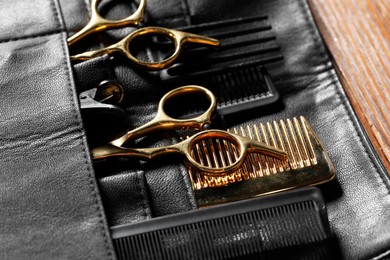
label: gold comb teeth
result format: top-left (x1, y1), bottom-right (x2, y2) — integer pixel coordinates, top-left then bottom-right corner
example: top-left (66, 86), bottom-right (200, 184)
top-left (188, 116), bottom-right (336, 207)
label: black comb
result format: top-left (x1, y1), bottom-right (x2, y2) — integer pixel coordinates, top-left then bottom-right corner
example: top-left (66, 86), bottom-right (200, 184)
top-left (156, 15), bottom-right (282, 72)
top-left (155, 16), bottom-right (282, 115)
top-left (161, 61), bottom-right (279, 115)
top-left (111, 188), bottom-right (339, 260)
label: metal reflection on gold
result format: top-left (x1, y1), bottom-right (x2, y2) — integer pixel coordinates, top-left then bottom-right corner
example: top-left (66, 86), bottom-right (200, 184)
top-left (187, 116), bottom-right (336, 207)
top-left (91, 85), bottom-right (287, 176)
top-left (70, 27), bottom-right (220, 70)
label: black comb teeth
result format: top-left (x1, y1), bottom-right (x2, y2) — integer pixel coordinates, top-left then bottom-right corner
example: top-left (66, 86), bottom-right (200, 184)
top-left (178, 15), bottom-right (270, 32)
top-left (156, 15), bottom-right (282, 79)
top-left (111, 188), bottom-right (338, 260)
top-left (156, 15), bottom-right (283, 115)
top-left (160, 61), bottom-right (280, 115)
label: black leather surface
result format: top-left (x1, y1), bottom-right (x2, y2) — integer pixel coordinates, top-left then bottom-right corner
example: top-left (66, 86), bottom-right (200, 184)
top-left (0, 0), bottom-right (61, 42)
top-left (73, 56), bottom-right (199, 221)
top-left (0, 0), bottom-right (116, 259)
top-left (99, 169), bottom-right (152, 226)
top-left (66, 0), bottom-right (390, 259)
top-left (1, 0), bottom-right (389, 259)
top-left (73, 55), bottom-right (116, 93)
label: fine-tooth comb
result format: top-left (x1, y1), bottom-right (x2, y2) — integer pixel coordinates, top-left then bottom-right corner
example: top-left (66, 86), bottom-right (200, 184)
top-left (156, 15), bottom-right (283, 76)
top-left (161, 61), bottom-right (280, 115)
top-left (187, 116), bottom-right (336, 207)
top-left (155, 15), bottom-right (283, 115)
top-left (111, 188), bottom-right (340, 260)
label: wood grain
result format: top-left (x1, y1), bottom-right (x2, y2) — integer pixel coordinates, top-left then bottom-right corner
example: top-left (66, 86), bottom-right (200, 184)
top-left (308, 0), bottom-right (390, 171)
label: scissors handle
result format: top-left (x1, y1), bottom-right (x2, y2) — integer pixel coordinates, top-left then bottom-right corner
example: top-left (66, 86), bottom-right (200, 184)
top-left (111, 85), bottom-right (217, 147)
top-left (68, 0), bottom-right (146, 46)
top-left (184, 130), bottom-right (287, 176)
top-left (120, 27), bottom-right (220, 70)
top-left (92, 130), bottom-right (287, 176)
top-left (71, 27), bottom-right (220, 70)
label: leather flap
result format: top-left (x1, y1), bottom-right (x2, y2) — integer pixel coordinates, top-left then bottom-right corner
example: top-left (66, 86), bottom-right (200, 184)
top-left (0, 0), bottom-right (116, 259)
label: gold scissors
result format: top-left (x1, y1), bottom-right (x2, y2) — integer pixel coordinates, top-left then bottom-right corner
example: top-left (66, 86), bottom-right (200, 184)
top-left (92, 85), bottom-right (287, 176)
top-left (68, 0), bottom-right (220, 70)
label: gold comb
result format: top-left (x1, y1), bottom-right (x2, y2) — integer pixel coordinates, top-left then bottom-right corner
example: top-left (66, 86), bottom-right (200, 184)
top-left (187, 116), bottom-right (336, 207)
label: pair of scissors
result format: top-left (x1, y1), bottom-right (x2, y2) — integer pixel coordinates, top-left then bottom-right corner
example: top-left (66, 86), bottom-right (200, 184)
top-left (68, 0), bottom-right (220, 70)
top-left (92, 85), bottom-right (287, 176)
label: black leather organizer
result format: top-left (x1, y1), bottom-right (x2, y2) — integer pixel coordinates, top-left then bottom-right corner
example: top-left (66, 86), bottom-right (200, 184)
top-left (1, 0), bottom-right (389, 259)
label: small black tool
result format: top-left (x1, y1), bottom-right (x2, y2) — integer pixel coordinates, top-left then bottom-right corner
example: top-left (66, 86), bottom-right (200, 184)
top-left (79, 80), bottom-right (129, 143)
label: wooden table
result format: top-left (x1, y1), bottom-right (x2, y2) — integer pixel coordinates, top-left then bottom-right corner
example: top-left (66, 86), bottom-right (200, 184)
top-left (309, 0), bottom-right (390, 171)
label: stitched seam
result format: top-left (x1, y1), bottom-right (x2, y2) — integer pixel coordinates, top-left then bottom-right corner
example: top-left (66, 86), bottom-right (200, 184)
top-left (53, 0), bottom-right (114, 258)
top-left (50, 0), bottom-right (62, 29)
top-left (178, 0), bottom-right (191, 25)
top-left (332, 76), bottom-right (390, 194)
top-left (58, 33), bottom-right (114, 259)
top-left (0, 30), bottom-right (65, 44)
